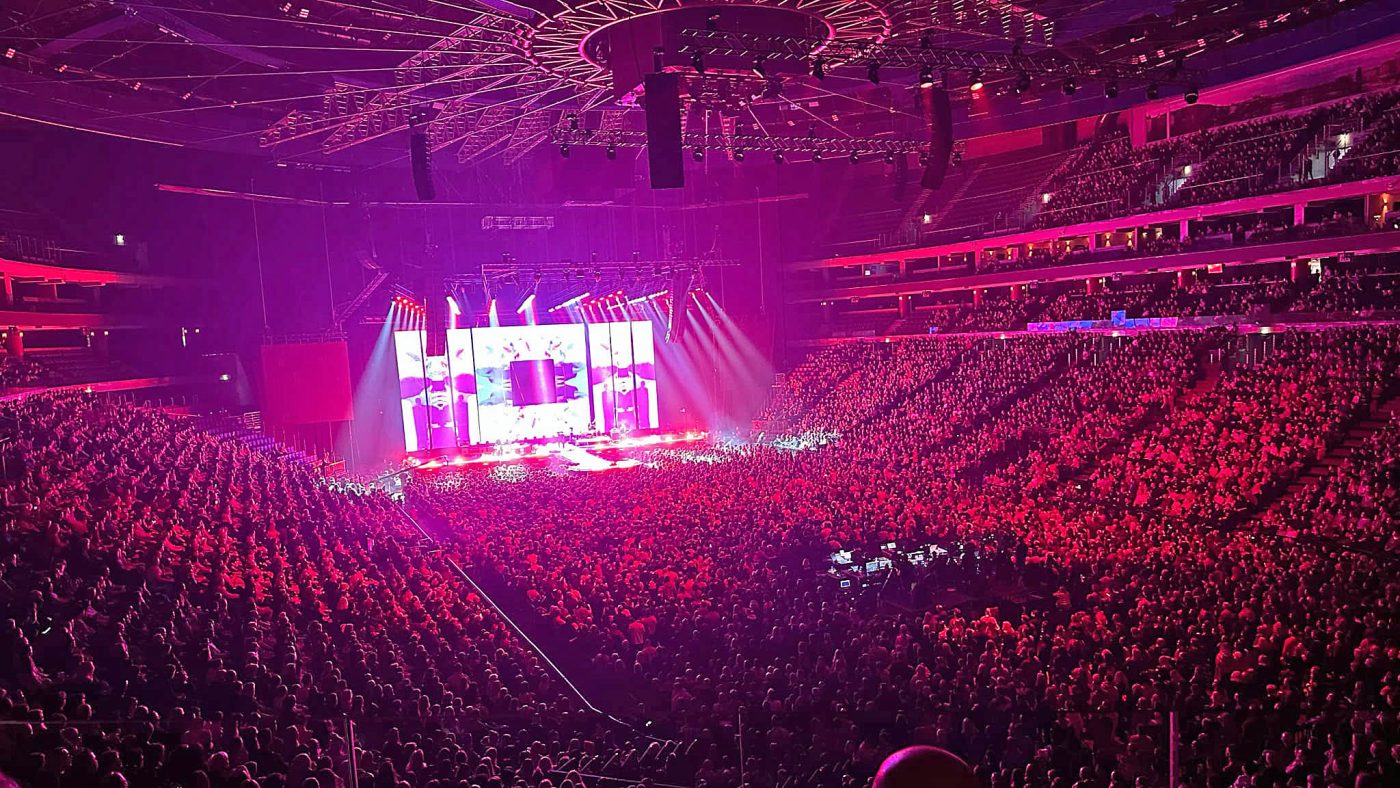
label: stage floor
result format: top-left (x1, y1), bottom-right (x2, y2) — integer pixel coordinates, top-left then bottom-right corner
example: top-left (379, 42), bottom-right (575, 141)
top-left (407, 430), bottom-right (710, 475)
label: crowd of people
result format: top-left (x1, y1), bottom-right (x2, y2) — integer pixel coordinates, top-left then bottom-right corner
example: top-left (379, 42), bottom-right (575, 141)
top-left (849, 257), bottom-right (1399, 339)
top-left (0, 355), bottom-right (44, 391)
top-left (1032, 136), bottom-right (1180, 228)
top-left (403, 326), bottom-right (1400, 787)
top-left (3, 315), bottom-right (1399, 788)
top-left (0, 395), bottom-right (672, 788)
top-left (1170, 112), bottom-right (1324, 208)
top-left (1028, 87), bottom-right (1400, 230)
top-left (1331, 104), bottom-right (1400, 183)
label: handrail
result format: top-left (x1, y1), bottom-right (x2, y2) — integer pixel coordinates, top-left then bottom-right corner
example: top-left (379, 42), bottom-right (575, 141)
top-left (388, 501), bottom-right (649, 736)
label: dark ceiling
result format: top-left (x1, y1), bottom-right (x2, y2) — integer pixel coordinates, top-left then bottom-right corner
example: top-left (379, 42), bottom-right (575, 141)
top-left (0, 0), bottom-right (1393, 168)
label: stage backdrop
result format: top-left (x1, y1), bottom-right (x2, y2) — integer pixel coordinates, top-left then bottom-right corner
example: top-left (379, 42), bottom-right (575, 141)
top-left (261, 341), bottom-right (354, 425)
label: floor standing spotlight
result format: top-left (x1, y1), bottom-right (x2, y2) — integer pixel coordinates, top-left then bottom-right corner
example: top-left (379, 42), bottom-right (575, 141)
top-left (811, 56), bottom-right (826, 80)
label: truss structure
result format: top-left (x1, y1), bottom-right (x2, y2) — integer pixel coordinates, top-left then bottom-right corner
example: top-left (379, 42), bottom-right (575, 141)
top-left (678, 28), bottom-right (1204, 85)
top-left (552, 127), bottom-right (930, 156)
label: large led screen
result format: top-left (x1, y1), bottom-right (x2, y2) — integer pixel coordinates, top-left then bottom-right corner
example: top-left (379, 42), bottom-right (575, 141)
top-left (393, 331), bottom-right (458, 452)
top-left (394, 321), bottom-right (656, 449)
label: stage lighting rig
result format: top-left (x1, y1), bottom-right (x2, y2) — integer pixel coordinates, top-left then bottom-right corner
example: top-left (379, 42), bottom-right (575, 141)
top-left (677, 29), bottom-right (1203, 91)
top-left (550, 126), bottom-right (929, 158)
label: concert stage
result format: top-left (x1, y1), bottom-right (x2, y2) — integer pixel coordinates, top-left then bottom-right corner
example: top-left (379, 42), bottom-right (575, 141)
top-left (405, 429), bottom-right (709, 475)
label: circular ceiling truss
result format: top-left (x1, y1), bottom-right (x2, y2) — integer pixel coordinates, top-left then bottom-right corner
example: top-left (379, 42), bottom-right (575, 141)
top-left (0, 0), bottom-right (1066, 165)
top-left (253, 0), bottom-right (920, 166)
top-left (524, 0), bottom-right (894, 90)
top-left (11, 0), bottom-right (1368, 167)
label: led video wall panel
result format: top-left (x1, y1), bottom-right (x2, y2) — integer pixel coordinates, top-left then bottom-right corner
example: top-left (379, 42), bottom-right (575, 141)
top-left (394, 321), bottom-right (657, 448)
top-left (394, 330), bottom-right (458, 452)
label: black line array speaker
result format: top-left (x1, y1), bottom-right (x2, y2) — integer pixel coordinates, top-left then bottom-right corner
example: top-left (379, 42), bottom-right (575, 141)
top-left (409, 113), bottom-right (436, 201)
top-left (644, 72), bottom-right (685, 190)
top-left (921, 87), bottom-right (953, 190)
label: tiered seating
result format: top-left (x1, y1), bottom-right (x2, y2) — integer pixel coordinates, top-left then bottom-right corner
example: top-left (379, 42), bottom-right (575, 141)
top-left (1032, 134), bottom-right (1188, 227)
top-left (0, 355), bottom-right (44, 390)
top-left (1331, 103), bottom-right (1400, 182)
top-left (1025, 88), bottom-right (1400, 231)
top-left (925, 149), bottom-right (1067, 241)
top-left (1172, 110), bottom-right (1325, 206)
top-left (1290, 269), bottom-right (1400, 314)
top-left (406, 326), bottom-right (1400, 787)
top-left (0, 395), bottom-right (669, 788)
top-left (22, 348), bottom-right (136, 387)
top-left (828, 311), bottom-right (896, 337)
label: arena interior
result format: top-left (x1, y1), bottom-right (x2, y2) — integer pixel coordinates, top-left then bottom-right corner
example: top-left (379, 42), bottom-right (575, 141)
top-left (3, 1), bottom-right (1400, 786)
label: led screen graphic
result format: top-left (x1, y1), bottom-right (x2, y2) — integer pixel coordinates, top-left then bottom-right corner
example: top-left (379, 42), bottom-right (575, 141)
top-left (394, 322), bottom-right (655, 448)
top-left (394, 331), bottom-right (458, 452)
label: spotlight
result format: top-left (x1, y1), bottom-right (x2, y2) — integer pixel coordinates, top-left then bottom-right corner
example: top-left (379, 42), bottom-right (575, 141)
top-left (918, 152), bottom-right (929, 166)
top-left (560, 143), bottom-right (570, 158)
top-left (606, 144), bottom-right (617, 160)
top-left (567, 112), bottom-right (579, 131)
top-left (705, 12), bottom-right (720, 30)
top-left (812, 151), bottom-right (823, 162)
top-left (773, 150), bottom-right (784, 163)
top-left (811, 56), bottom-right (826, 80)
top-left (733, 148), bottom-right (745, 162)
top-left (1105, 81), bottom-right (1118, 98)
top-left (849, 151), bottom-right (859, 164)
top-left (692, 51), bottom-right (705, 74)
top-left (692, 148), bottom-right (705, 162)
top-left (753, 55), bottom-right (766, 77)
top-left (866, 61), bottom-right (880, 84)
top-left (883, 152), bottom-right (895, 164)
top-left (1146, 82), bottom-right (1160, 100)
top-left (969, 71), bottom-right (984, 92)
top-left (1062, 78), bottom-right (1077, 95)
top-left (1014, 72), bottom-right (1031, 94)
top-left (918, 66), bottom-right (935, 89)
top-left (1184, 85), bottom-right (1199, 104)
